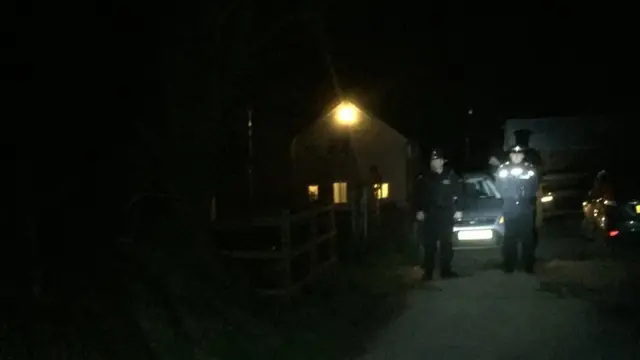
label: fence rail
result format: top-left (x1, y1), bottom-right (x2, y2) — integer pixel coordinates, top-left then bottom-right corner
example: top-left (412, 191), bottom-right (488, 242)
top-left (214, 205), bottom-right (337, 297)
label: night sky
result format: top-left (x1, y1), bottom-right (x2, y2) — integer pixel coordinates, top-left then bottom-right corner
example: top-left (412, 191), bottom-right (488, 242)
top-left (324, 8), bottom-right (639, 130)
top-left (27, 4), bottom-right (637, 145)
top-left (19, 3), bottom-right (640, 217)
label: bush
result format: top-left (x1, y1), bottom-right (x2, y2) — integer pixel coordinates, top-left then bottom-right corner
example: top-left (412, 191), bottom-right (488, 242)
top-left (12, 209), bottom-right (415, 360)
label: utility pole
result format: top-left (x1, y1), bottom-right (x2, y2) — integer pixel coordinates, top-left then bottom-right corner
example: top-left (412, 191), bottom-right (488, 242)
top-left (466, 108), bottom-right (473, 165)
top-left (248, 108), bottom-right (254, 205)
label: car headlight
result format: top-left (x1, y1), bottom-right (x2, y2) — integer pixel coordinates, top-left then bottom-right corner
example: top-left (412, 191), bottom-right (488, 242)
top-left (541, 194), bottom-right (553, 203)
top-left (499, 216), bottom-right (504, 224)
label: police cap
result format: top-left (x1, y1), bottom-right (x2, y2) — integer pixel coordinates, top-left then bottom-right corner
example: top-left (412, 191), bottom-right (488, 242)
top-left (508, 144), bottom-right (527, 153)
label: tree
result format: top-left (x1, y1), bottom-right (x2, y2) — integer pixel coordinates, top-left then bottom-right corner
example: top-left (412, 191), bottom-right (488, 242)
top-left (127, 0), bottom-right (328, 221)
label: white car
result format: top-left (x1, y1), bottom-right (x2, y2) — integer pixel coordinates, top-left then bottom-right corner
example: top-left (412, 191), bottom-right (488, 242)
top-left (453, 173), bottom-right (505, 250)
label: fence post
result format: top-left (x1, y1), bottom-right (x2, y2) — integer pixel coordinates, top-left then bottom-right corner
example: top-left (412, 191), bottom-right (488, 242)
top-left (309, 208), bottom-right (318, 274)
top-left (281, 210), bottom-right (292, 294)
top-left (328, 206), bottom-right (337, 262)
top-left (350, 190), bottom-right (357, 239)
top-left (362, 187), bottom-right (368, 240)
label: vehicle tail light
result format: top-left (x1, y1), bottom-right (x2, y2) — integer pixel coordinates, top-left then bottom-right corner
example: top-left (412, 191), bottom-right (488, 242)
top-left (609, 230), bottom-right (620, 237)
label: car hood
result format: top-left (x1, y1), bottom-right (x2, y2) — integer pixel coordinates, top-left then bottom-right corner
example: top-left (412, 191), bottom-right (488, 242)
top-left (463, 198), bottom-right (503, 218)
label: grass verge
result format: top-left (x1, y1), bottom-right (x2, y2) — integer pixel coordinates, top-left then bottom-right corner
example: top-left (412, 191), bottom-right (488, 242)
top-left (14, 228), bottom-right (415, 360)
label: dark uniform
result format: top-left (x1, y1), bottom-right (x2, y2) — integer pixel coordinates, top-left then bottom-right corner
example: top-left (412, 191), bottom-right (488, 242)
top-left (494, 146), bottom-right (539, 273)
top-left (413, 149), bottom-right (464, 280)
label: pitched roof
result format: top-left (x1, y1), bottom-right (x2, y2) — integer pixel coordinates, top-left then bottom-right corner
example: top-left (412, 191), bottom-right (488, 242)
top-left (306, 97), bottom-right (408, 142)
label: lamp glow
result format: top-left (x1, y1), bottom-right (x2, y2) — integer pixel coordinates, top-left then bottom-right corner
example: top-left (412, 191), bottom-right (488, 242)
top-left (334, 102), bottom-right (359, 125)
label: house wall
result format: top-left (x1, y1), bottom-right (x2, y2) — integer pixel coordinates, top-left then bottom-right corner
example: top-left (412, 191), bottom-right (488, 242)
top-left (292, 120), bottom-right (359, 208)
top-left (350, 116), bottom-right (407, 204)
top-left (292, 112), bottom-right (408, 207)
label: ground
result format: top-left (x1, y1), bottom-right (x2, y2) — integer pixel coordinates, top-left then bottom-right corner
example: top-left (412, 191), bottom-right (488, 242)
top-left (9, 215), bottom-right (640, 359)
top-left (8, 222), bottom-right (413, 360)
top-left (361, 215), bottom-right (640, 359)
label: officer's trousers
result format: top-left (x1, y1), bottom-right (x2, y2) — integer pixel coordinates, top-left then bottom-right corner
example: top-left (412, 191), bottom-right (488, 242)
top-left (420, 212), bottom-right (454, 276)
top-left (503, 212), bottom-right (536, 271)
top-left (532, 203), bottom-right (540, 249)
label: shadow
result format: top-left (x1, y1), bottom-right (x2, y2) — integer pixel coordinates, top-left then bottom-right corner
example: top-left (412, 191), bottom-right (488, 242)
top-left (119, 253), bottom-right (199, 360)
top-left (537, 281), bottom-right (601, 299)
top-left (24, 247), bottom-right (160, 360)
top-left (537, 274), bottom-right (640, 334)
top-left (477, 258), bottom-right (505, 271)
top-left (37, 203), bottom-right (413, 360)
top-left (536, 248), bottom-right (596, 263)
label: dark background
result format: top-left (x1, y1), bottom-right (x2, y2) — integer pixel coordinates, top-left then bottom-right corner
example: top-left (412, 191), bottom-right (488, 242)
top-left (7, 3), bottom-right (640, 358)
top-left (13, 1), bottom-right (639, 282)
top-left (22, 4), bottom-right (639, 150)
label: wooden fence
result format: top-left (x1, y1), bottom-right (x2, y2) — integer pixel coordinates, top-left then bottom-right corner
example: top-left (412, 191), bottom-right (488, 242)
top-left (214, 205), bottom-right (337, 297)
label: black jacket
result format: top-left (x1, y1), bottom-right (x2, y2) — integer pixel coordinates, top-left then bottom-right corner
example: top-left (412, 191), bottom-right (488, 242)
top-left (412, 169), bottom-right (464, 215)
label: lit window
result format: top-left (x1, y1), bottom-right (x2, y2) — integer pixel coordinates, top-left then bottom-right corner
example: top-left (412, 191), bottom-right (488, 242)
top-left (332, 182), bottom-right (348, 203)
top-left (308, 185), bottom-right (319, 201)
top-left (374, 183), bottom-right (389, 199)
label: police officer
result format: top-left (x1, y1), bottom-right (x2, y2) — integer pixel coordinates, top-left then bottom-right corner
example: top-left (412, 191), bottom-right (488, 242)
top-left (494, 145), bottom-right (539, 273)
top-left (413, 148), bottom-right (464, 281)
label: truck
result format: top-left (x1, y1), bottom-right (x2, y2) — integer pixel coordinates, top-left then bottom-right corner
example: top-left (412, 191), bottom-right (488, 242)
top-left (502, 116), bottom-right (613, 173)
top-left (502, 116), bottom-right (614, 219)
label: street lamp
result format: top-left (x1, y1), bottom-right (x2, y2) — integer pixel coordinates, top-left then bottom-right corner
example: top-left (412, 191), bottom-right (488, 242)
top-left (334, 101), bottom-right (359, 126)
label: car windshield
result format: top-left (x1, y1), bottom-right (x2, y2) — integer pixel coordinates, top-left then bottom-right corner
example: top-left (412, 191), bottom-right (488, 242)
top-left (463, 180), bottom-right (493, 198)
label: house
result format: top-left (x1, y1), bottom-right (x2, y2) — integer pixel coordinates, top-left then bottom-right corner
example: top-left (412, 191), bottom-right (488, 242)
top-left (291, 100), bottom-right (417, 210)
